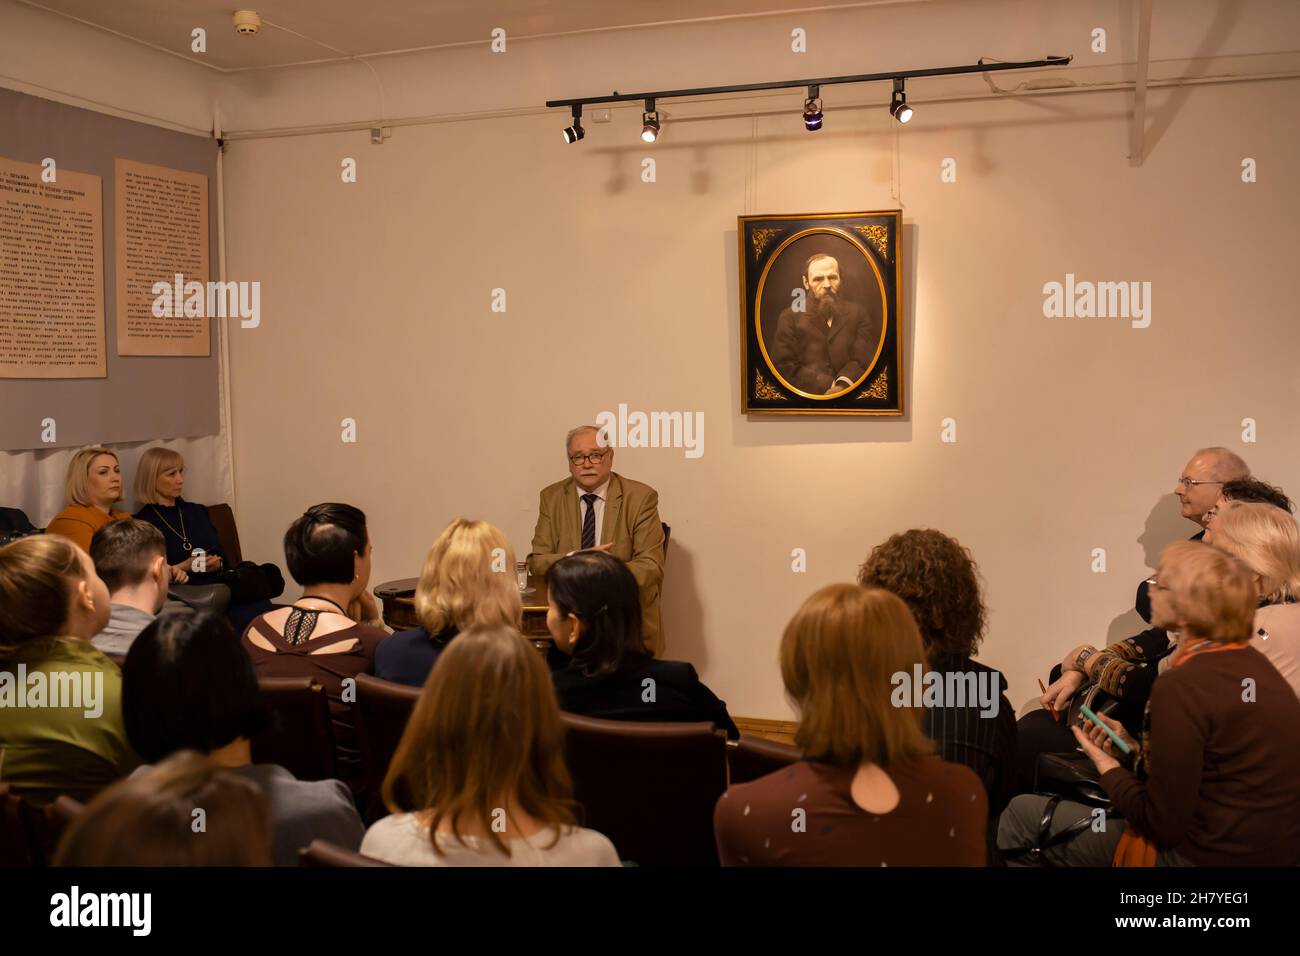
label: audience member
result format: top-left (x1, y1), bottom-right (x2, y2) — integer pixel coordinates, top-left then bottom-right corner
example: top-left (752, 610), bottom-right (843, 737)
top-left (547, 551), bottom-right (738, 738)
top-left (999, 542), bottom-right (1300, 866)
top-left (528, 425), bottom-right (666, 655)
top-left (1203, 476), bottom-right (1294, 546)
top-left (1211, 502), bottom-right (1300, 697)
top-left (361, 626), bottom-right (621, 866)
top-left (133, 446), bottom-right (283, 633)
top-left (0, 536), bottom-right (140, 804)
top-left (1024, 448), bottom-right (1254, 783)
top-left (857, 529), bottom-right (1016, 845)
top-left (241, 503), bottom-right (387, 781)
top-left (44, 448), bottom-right (135, 556)
top-left (53, 751), bottom-right (273, 866)
top-left (1134, 446), bottom-right (1250, 623)
top-left (714, 584), bottom-right (987, 866)
top-left (374, 518), bottom-right (521, 687)
top-left (87, 519), bottom-right (169, 657)
top-left (122, 607), bottom-right (364, 865)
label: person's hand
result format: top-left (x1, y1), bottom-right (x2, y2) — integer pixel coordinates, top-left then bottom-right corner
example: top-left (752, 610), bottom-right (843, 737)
top-left (169, 565), bottom-right (189, 584)
top-left (205, 554), bottom-right (223, 572)
top-left (1062, 644), bottom-right (1092, 673)
top-left (348, 589), bottom-right (380, 624)
top-left (1072, 724), bottom-right (1126, 775)
top-left (581, 543), bottom-right (614, 554)
top-left (1041, 670), bottom-right (1086, 711)
top-left (1080, 709), bottom-right (1140, 758)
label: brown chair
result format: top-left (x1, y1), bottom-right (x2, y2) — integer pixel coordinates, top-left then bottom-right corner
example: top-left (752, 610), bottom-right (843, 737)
top-left (206, 502), bottom-right (244, 566)
top-left (354, 673), bottom-right (421, 819)
top-left (0, 784), bottom-right (38, 867)
top-left (560, 712), bottom-right (727, 867)
top-left (726, 736), bottom-right (801, 785)
top-left (298, 838), bottom-right (394, 867)
top-left (251, 677), bottom-right (337, 782)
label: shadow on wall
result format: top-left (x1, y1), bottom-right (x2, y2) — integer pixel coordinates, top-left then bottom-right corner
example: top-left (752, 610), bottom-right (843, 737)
top-left (661, 537), bottom-right (706, 669)
top-left (1103, 492), bottom-right (1195, 645)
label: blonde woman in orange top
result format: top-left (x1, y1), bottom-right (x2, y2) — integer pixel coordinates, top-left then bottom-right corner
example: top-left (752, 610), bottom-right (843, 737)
top-left (45, 448), bottom-right (132, 553)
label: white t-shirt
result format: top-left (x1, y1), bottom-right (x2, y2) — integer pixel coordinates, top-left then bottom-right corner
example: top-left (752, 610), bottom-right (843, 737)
top-left (361, 813), bottom-right (621, 867)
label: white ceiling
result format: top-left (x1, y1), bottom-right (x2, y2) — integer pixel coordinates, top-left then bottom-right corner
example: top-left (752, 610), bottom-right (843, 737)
top-left (19, 0), bottom-right (907, 70)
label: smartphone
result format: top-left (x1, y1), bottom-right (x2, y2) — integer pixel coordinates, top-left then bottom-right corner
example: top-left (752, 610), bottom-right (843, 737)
top-left (1079, 704), bottom-right (1132, 754)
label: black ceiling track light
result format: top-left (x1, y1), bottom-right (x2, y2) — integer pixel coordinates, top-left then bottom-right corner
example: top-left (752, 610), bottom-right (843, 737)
top-left (546, 55), bottom-right (1071, 142)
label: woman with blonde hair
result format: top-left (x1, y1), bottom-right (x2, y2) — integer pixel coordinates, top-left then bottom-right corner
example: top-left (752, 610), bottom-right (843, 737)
top-left (45, 447), bottom-right (132, 553)
top-left (361, 625), bottom-right (620, 866)
top-left (714, 583), bottom-right (987, 866)
top-left (0, 535), bottom-right (139, 804)
top-left (375, 518), bottom-right (523, 687)
top-left (1211, 502), bottom-right (1300, 697)
top-left (133, 446), bottom-right (283, 626)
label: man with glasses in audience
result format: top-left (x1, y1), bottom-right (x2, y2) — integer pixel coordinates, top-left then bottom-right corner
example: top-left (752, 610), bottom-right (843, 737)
top-left (528, 425), bottom-right (666, 655)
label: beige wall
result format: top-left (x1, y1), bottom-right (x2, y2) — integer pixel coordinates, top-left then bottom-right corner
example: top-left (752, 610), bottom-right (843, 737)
top-left (219, 52), bottom-right (1299, 718)
top-left (5, 0), bottom-right (1297, 720)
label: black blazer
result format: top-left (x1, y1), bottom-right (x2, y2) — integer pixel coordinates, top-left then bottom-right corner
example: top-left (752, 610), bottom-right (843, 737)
top-left (553, 658), bottom-right (740, 740)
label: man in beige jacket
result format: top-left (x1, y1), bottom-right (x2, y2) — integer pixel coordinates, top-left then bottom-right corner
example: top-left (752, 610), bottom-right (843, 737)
top-left (527, 425), bottom-right (666, 656)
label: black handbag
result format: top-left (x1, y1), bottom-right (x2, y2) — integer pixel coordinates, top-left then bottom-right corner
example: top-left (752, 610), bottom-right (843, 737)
top-left (1001, 795), bottom-right (1098, 865)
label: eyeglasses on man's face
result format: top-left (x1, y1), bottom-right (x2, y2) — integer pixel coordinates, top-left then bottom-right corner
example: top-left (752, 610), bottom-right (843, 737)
top-left (1177, 476), bottom-right (1223, 490)
top-left (569, 452), bottom-right (609, 466)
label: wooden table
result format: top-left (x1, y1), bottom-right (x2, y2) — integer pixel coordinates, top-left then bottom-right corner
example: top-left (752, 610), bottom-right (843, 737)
top-left (374, 574), bottom-right (553, 654)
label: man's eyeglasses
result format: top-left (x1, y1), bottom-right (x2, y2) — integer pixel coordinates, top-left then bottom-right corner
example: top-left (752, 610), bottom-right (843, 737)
top-left (569, 452), bottom-right (609, 465)
top-left (1177, 476), bottom-right (1223, 490)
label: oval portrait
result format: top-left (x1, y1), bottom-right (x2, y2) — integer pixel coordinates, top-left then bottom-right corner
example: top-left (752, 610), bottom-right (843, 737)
top-left (755, 229), bottom-right (886, 400)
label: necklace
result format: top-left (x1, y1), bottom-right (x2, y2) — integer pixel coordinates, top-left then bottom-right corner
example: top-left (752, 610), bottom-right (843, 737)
top-left (151, 503), bottom-right (191, 551)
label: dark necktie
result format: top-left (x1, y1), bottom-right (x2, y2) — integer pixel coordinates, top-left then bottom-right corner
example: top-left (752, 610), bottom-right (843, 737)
top-left (581, 493), bottom-right (598, 549)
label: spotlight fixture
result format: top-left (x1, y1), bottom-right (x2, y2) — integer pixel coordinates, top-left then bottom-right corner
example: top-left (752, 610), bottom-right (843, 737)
top-left (802, 85), bottom-right (823, 131)
top-left (562, 104), bottom-right (585, 144)
top-left (641, 98), bottom-right (661, 143)
top-left (889, 78), bottom-right (913, 124)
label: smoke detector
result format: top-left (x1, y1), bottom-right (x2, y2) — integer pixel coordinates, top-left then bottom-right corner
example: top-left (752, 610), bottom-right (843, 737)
top-left (233, 10), bottom-right (262, 35)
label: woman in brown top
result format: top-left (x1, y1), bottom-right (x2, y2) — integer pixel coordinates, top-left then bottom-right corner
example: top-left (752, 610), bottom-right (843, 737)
top-left (242, 503), bottom-right (387, 781)
top-left (714, 584), bottom-right (987, 866)
top-left (999, 542), bottom-right (1300, 866)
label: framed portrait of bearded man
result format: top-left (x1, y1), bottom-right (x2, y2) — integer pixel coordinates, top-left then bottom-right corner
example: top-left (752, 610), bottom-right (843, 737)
top-left (739, 210), bottom-right (902, 415)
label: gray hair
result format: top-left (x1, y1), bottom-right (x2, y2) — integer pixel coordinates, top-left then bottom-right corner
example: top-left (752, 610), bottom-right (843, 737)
top-left (566, 426), bottom-right (605, 455)
top-left (1195, 447), bottom-right (1250, 482)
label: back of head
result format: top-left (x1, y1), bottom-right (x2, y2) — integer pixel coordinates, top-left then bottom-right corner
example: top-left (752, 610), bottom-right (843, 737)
top-left (89, 519), bottom-right (165, 595)
top-left (780, 583), bottom-right (933, 768)
top-left (414, 518), bottom-right (521, 636)
top-left (1222, 477), bottom-right (1294, 513)
top-left (383, 625), bottom-right (576, 855)
top-left (546, 550), bottom-right (647, 676)
top-left (283, 502), bottom-right (368, 586)
top-left (122, 608), bottom-right (270, 761)
top-left (0, 535), bottom-right (83, 661)
top-left (53, 751), bottom-right (273, 866)
top-left (1210, 503), bottom-right (1300, 605)
top-left (64, 446), bottom-right (117, 507)
top-left (857, 528), bottom-right (986, 661)
top-left (1158, 540), bottom-right (1258, 643)
top-left (133, 446), bottom-right (184, 507)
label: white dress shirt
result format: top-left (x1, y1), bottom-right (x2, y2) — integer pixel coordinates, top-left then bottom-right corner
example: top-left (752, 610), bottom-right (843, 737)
top-left (575, 479), bottom-right (609, 547)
